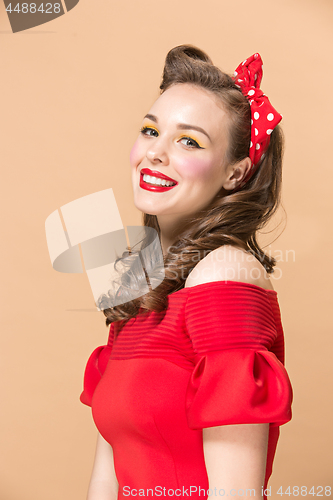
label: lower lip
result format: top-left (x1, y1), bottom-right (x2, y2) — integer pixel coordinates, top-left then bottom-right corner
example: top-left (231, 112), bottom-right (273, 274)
top-left (139, 174), bottom-right (177, 192)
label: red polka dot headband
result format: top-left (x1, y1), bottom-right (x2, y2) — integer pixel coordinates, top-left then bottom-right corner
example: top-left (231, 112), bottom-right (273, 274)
top-left (232, 53), bottom-right (282, 190)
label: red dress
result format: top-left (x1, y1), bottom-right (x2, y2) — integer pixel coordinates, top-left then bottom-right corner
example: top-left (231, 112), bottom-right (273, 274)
top-left (80, 281), bottom-right (293, 499)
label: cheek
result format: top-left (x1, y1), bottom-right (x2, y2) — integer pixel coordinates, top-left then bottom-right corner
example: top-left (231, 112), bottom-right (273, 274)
top-left (176, 156), bottom-right (215, 181)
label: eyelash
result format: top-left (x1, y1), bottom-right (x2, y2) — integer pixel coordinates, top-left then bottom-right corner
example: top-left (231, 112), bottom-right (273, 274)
top-left (140, 126), bottom-right (203, 149)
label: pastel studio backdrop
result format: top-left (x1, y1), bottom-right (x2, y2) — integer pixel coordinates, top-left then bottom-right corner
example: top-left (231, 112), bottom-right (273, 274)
top-left (1, 0), bottom-right (332, 498)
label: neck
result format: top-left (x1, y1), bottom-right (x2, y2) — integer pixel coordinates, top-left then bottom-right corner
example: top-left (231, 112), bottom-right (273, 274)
top-left (157, 214), bottom-right (188, 256)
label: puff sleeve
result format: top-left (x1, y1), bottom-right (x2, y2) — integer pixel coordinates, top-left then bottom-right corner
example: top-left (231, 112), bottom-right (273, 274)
top-left (80, 323), bottom-right (115, 407)
top-left (184, 281), bottom-right (293, 429)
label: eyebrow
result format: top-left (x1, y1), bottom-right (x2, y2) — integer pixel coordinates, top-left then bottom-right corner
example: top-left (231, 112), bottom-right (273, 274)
top-left (143, 114), bottom-right (212, 142)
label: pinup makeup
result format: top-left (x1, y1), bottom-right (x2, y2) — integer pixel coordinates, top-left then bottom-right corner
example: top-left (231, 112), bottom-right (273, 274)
top-left (130, 84), bottom-right (231, 217)
top-left (140, 168), bottom-right (178, 192)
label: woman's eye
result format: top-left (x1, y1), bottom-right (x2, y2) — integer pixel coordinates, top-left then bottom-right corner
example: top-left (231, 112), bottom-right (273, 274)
top-left (140, 126), bottom-right (159, 137)
top-left (179, 137), bottom-right (203, 149)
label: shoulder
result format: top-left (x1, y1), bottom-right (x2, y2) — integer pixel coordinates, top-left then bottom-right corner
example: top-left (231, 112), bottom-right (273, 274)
top-left (184, 245), bottom-right (275, 291)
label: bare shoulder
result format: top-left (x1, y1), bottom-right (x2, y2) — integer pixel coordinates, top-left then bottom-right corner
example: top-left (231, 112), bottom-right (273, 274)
top-left (184, 245), bottom-right (275, 291)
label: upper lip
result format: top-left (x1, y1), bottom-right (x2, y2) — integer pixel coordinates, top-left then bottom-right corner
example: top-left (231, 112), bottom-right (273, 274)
top-left (140, 168), bottom-right (178, 184)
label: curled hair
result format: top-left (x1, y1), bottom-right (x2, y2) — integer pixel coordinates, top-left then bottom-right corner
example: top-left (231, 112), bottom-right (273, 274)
top-left (99, 44), bottom-right (285, 331)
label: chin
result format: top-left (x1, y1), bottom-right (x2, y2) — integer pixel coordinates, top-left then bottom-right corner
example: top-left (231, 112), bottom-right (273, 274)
top-left (133, 196), bottom-right (159, 216)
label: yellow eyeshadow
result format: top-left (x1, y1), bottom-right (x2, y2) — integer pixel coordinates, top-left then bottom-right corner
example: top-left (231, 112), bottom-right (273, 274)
top-left (141, 123), bottom-right (159, 134)
top-left (178, 134), bottom-right (205, 148)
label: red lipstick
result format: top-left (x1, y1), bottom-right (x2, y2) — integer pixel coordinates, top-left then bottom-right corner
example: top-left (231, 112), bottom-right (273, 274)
top-left (140, 168), bottom-right (178, 192)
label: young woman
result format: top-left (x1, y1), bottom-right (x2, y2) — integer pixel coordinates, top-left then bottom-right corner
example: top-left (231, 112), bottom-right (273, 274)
top-left (80, 45), bottom-right (293, 500)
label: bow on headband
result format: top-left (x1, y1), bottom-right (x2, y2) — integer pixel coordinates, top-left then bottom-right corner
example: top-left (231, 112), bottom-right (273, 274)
top-left (233, 53), bottom-right (282, 190)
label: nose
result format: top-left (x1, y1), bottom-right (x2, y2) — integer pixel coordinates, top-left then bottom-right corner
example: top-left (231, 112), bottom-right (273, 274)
top-left (146, 137), bottom-right (169, 165)
top-left (146, 150), bottom-right (162, 163)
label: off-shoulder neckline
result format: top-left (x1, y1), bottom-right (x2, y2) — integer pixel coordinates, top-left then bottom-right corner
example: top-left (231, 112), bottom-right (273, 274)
top-left (122, 280), bottom-right (278, 326)
top-left (169, 280), bottom-right (277, 297)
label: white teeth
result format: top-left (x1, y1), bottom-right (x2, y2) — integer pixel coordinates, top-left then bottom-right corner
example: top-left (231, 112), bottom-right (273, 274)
top-left (142, 174), bottom-right (176, 187)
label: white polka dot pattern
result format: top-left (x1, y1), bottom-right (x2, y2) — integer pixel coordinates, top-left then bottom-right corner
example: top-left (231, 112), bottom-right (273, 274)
top-left (232, 53), bottom-right (283, 191)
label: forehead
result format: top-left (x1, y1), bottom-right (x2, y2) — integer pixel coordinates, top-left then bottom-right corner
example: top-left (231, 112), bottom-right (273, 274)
top-left (147, 83), bottom-right (229, 138)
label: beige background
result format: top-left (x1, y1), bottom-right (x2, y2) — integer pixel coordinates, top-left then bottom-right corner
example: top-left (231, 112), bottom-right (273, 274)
top-left (1, 0), bottom-right (332, 498)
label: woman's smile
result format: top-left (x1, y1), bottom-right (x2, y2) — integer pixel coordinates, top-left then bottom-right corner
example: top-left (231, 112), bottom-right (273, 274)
top-left (140, 168), bottom-right (178, 191)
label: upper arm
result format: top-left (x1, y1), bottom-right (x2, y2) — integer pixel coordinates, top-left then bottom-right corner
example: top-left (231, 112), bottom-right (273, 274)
top-left (186, 245), bottom-right (273, 496)
top-left (185, 245), bottom-right (274, 290)
top-left (203, 423), bottom-right (269, 498)
top-left (87, 432), bottom-right (119, 500)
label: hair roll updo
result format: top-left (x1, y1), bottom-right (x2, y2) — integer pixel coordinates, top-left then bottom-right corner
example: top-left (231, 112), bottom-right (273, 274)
top-left (98, 44), bottom-right (285, 331)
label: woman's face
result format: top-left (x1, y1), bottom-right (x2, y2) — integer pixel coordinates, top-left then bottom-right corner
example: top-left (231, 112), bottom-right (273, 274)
top-left (130, 83), bottom-right (233, 219)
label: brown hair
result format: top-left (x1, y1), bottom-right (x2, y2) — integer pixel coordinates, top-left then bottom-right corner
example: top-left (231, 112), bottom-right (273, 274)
top-left (98, 44), bottom-right (285, 331)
